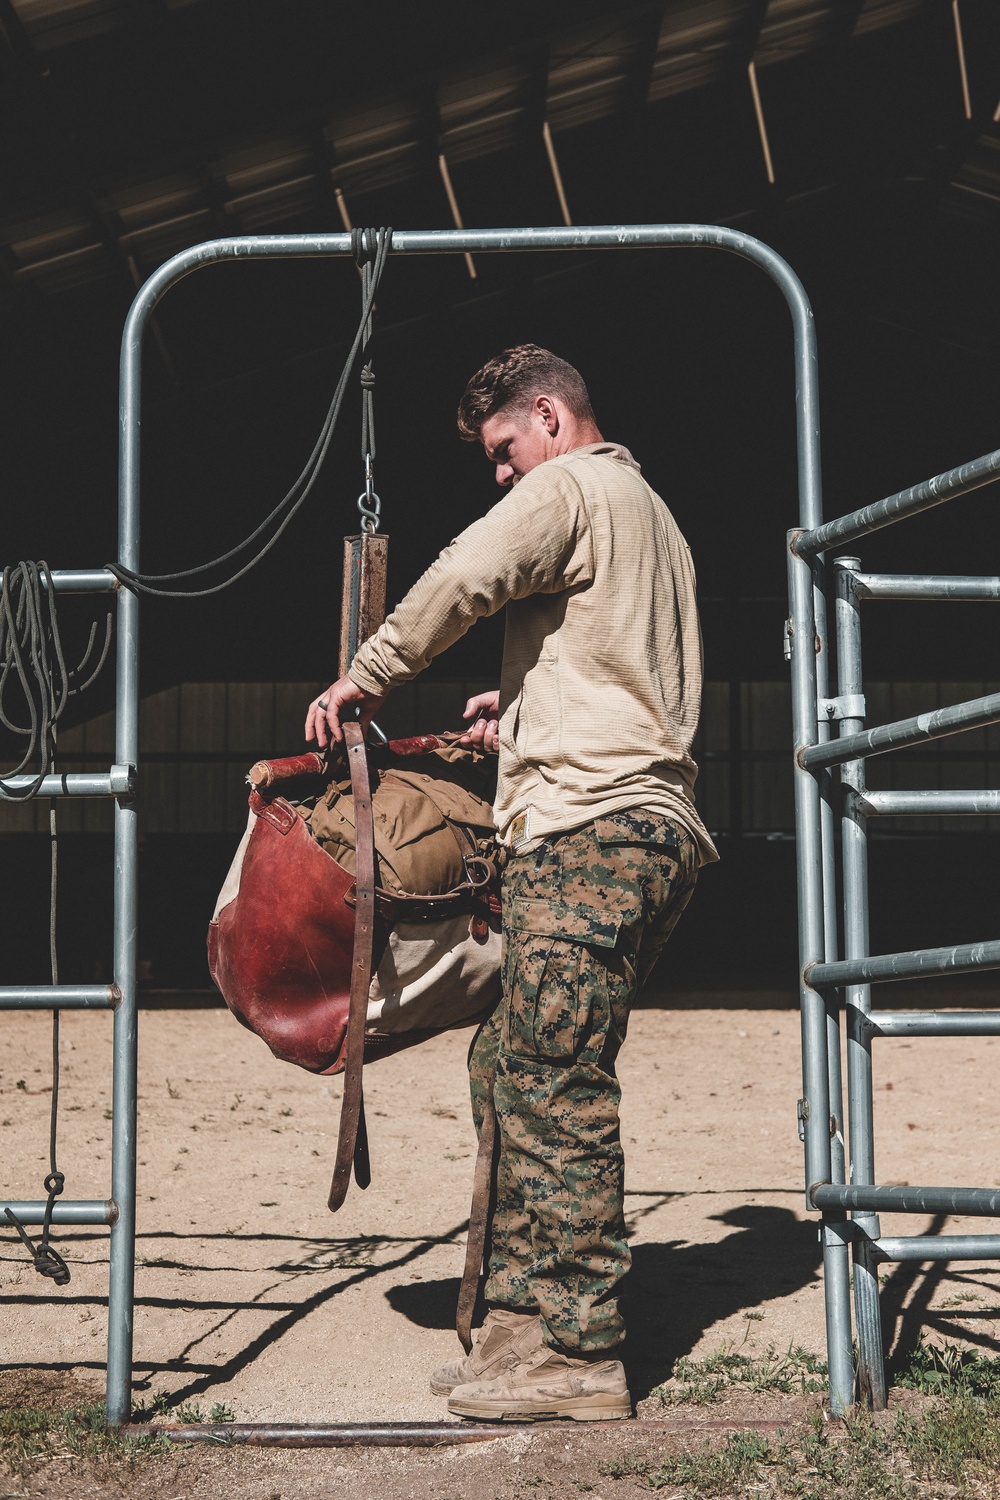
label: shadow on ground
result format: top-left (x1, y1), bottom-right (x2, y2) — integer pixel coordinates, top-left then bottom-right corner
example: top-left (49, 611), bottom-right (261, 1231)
top-left (385, 1203), bottom-right (823, 1402)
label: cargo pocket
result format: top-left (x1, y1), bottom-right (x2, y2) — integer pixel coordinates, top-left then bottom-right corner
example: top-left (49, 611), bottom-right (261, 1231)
top-left (593, 813), bottom-right (696, 928)
top-left (502, 896), bottom-right (627, 1063)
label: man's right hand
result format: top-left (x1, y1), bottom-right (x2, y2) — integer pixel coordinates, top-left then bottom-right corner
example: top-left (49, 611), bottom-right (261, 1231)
top-left (459, 691), bottom-right (501, 754)
top-left (305, 676), bottom-right (386, 749)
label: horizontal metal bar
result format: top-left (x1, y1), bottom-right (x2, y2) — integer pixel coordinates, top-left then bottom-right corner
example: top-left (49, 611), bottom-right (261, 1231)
top-left (853, 789), bottom-right (1000, 816)
top-left (0, 767), bottom-right (135, 798)
top-left (1, 1200), bottom-right (115, 1225)
top-left (124, 1422), bottom-right (545, 1446)
top-left (874, 1234), bottom-right (1000, 1262)
top-left (801, 689), bottom-right (1000, 770)
top-left (812, 1184), bottom-right (1000, 1216)
top-left (0, 984), bottom-right (119, 1009)
top-left (852, 572), bottom-right (1000, 601)
top-left (141, 225), bottom-right (798, 263)
top-left (44, 569), bottom-right (120, 593)
top-left (865, 1011), bottom-right (1000, 1038)
top-left (796, 446), bottom-right (1000, 556)
top-left (808, 940), bottom-right (1000, 990)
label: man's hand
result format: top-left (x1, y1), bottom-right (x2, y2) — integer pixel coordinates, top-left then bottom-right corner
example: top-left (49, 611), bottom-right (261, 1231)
top-left (305, 676), bottom-right (386, 749)
top-left (459, 690), bottom-right (501, 754)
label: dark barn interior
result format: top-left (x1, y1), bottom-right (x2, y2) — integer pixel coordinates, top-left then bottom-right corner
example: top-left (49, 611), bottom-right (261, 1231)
top-left (1, 0), bottom-right (998, 996)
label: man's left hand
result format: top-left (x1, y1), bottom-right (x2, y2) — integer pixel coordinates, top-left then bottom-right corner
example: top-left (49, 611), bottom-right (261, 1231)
top-left (305, 676), bottom-right (386, 748)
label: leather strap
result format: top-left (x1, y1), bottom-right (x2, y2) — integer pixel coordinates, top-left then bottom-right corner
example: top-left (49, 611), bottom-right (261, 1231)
top-left (346, 877), bottom-right (495, 926)
top-left (328, 721), bottom-right (375, 1212)
top-left (456, 1074), bottom-right (497, 1353)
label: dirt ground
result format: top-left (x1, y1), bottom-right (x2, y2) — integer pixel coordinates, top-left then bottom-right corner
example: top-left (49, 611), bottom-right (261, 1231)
top-left (3, 991), bottom-right (1000, 1496)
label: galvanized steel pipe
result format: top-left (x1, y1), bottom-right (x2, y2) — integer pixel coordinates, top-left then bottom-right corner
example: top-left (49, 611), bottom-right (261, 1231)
top-left (851, 788), bottom-right (1000, 817)
top-left (874, 1234), bottom-right (1000, 1261)
top-left (801, 689), bottom-right (1000, 772)
top-left (864, 1011), bottom-right (1000, 1038)
top-left (109, 222), bottom-right (826, 1426)
top-left (0, 770), bottom-right (135, 799)
top-left (0, 984), bottom-right (118, 1008)
top-left (44, 569), bottom-right (120, 593)
top-left (852, 572), bottom-right (1000, 601)
top-left (795, 446), bottom-right (1000, 557)
top-left (813, 1184), bottom-right (1000, 1215)
top-left (809, 939), bottom-right (1000, 990)
top-left (1, 1200), bottom-right (115, 1224)
top-left (834, 558), bottom-right (884, 1409)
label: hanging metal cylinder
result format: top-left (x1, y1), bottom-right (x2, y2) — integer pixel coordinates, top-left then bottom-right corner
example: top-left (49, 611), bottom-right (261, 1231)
top-left (339, 532), bottom-right (388, 676)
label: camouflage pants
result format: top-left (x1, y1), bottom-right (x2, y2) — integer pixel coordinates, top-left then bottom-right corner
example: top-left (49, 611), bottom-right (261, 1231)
top-left (468, 810), bottom-right (698, 1353)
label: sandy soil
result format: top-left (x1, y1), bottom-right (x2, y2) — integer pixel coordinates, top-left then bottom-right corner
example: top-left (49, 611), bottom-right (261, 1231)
top-left (2, 998), bottom-right (1000, 1495)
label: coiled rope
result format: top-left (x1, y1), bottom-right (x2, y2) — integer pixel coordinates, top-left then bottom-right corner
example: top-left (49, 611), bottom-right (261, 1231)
top-left (1, 561), bottom-right (114, 1286)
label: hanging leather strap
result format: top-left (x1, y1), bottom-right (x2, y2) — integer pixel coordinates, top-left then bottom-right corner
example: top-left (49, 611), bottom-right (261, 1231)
top-left (455, 1074), bottom-right (497, 1352)
top-left (328, 720), bottom-right (375, 1211)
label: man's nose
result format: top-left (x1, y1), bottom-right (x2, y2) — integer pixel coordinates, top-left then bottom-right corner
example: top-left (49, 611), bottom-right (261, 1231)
top-left (495, 463), bottom-right (514, 487)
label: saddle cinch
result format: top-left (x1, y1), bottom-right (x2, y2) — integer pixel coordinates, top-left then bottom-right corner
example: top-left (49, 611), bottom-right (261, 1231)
top-left (207, 726), bottom-right (502, 1212)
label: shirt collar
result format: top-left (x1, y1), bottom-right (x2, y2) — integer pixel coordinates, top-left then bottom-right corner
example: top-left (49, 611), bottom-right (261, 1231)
top-left (570, 441), bottom-right (641, 472)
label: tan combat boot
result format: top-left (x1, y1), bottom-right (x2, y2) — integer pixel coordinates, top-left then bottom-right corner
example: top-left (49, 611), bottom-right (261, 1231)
top-left (447, 1343), bottom-right (631, 1422)
top-left (430, 1309), bottom-right (542, 1396)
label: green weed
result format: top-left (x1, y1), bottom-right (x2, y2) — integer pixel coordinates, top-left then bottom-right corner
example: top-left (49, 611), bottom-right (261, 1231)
top-left (605, 1344), bottom-right (1000, 1499)
top-left (0, 1400), bottom-right (165, 1476)
top-left (896, 1336), bottom-right (1000, 1399)
top-left (654, 1343), bottom-right (828, 1405)
top-left (602, 1429), bottom-right (788, 1495)
top-left (130, 1392), bottom-right (235, 1425)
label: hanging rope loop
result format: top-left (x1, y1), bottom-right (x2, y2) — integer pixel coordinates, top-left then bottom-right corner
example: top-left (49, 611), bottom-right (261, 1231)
top-left (105, 226), bottom-right (393, 597)
top-left (3, 1208), bottom-right (71, 1286)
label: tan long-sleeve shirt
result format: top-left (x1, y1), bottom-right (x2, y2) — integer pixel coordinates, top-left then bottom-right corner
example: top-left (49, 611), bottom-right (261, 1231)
top-left (349, 443), bottom-right (718, 866)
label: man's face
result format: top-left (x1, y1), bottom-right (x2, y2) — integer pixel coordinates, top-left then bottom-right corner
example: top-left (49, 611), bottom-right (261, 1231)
top-left (480, 403), bottom-right (552, 488)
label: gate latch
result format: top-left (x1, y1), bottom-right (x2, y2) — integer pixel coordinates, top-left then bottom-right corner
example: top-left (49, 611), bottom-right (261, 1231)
top-left (817, 694), bottom-right (865, 723)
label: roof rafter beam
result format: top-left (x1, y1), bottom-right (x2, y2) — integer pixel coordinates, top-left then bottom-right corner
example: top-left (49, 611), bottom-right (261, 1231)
top-left (625, 3), bottom-right (666, 113)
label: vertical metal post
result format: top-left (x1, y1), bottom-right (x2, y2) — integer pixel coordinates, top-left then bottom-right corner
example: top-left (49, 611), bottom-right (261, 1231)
top-left (835, 557), bottom-right (885, 1408)
top-left (783, 247), bottom-right (854, 1412)
top-left (787, 535), bottom-right (853, 1415)
top-left (106, 303), bottom-right (143, 1427)
top-left (814, 564), bottom-right (854, 1409)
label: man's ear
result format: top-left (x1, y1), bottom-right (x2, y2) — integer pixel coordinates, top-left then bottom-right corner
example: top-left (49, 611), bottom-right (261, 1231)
top-left (534, 394), bottom-right (559, 433)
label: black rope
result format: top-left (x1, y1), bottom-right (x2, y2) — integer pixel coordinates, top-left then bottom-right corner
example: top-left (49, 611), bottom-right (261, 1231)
top-left (0, 563), bottom-right (113, 801)
top-left (0, 565), bottom-right (113, 1286)
top-left (2, 750), bottom-right (71, 1287)
top-left (105, 227), bottom-right (393, 598)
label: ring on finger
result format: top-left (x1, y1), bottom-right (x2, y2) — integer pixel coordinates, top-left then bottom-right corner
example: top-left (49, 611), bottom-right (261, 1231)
top-left (318, 698), bottom-right (329, 710)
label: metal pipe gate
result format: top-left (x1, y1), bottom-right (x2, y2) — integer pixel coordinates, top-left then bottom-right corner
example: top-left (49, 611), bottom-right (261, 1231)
top-left (789, 454), bottom-right (1000, 1412)
top-left (0, 219), bottom-right (908, 1427)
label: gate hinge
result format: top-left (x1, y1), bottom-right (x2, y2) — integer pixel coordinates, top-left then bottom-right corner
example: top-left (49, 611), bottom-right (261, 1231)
top-left (817, 694), bottom-right (865, 723)
top-left (783, 619), bottom-right (793, 663)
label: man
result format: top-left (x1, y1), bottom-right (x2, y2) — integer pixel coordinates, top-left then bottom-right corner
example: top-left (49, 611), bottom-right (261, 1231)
top-left (306, 344), bottom-right (717, 1422)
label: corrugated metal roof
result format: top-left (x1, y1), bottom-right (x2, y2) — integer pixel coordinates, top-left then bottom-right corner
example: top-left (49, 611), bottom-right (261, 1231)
top-left (0, 0), bottom-right (992, 295)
